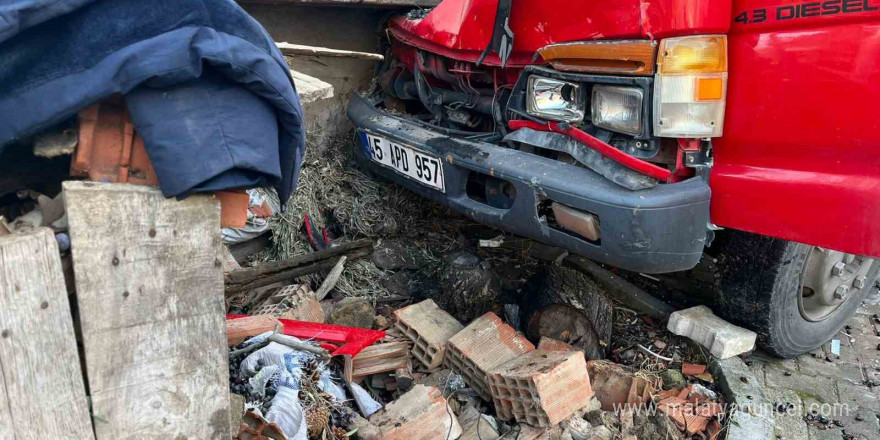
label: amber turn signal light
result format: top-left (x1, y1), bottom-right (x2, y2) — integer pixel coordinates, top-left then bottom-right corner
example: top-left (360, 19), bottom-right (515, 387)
top-left (537, 40), bottom-right (657, 76)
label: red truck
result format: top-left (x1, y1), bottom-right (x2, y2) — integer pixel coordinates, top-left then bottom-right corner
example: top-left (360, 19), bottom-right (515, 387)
top-left (347, 0), bottom-right (880, 357)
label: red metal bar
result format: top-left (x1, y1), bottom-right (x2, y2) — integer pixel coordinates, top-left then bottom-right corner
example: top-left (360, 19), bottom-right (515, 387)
top-left (508, 120), bottom-right (673, 181)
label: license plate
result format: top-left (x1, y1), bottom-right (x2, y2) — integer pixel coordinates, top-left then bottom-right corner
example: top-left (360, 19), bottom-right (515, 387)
top-left (363, 133), bottom-right (445, 192)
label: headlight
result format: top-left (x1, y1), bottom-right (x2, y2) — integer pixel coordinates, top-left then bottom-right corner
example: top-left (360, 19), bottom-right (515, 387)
top-left (527, 76), bottom-right (585, 122)
top-left (653, 35), bottom-right (727, 138)
top-left (591, 85), bottom-right (643, 136)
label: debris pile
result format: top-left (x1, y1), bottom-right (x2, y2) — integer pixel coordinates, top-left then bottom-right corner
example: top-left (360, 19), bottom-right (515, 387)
top-left (227, 293), bottom-right (732, 440)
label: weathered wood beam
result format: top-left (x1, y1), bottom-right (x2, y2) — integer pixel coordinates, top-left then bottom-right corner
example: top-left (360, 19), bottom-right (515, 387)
top-left (277, 42), bottom-right (384, 61)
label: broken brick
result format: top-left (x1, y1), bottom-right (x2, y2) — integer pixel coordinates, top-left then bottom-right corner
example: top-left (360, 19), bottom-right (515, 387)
top-left (537, 336), bottom-right (576, 352)
top-left (658, 396), bottom-right (710, 435)
top-left (370, 384), bottom-right (462, 440)
top-left (235, 411), bottom-right (285, 440)
top-left (587, 360), bottom-right (657, 411)
top-left (226, 315), bottom-right (279, 346)
top-left (445, 312), bottom-right (535, 400)
top-left (394, 300), bottom-right (463, 369)
top-left (681, 362), bottom-right (707, 376)
top-left (488, 350), bottom-right (593, 427)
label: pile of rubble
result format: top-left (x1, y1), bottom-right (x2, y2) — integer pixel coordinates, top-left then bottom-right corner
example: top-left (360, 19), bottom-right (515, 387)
top-left (226, 292), bottom-right (751, 440)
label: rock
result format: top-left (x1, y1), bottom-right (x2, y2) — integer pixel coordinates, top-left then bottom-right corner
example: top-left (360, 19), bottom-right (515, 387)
top-left (420, 250), bottom-right (501, 322)
top-left (579, 397), bottom-right (602, 415)
top-left (561, 416), bottom-right (592, 440)
top-left (371, 240), bottom-right (420, 270)
top-left (383, 270), bottom-right (413, 297)
top-left (374, 315), bottom-right (388, 328)
top-left (348, 414), bottom-right (382, 440)
top-left (659, 369), bottom-right (687, 390)
top-left (667, 305), bottom-right (757, 359)
top-left (589, 426), bottom-right (614, 440)
top-left (328, 297), bottom-right (376, 329)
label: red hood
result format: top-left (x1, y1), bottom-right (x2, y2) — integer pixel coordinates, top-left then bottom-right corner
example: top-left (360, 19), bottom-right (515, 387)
top-left (389, 0), bottom-right (732, 66)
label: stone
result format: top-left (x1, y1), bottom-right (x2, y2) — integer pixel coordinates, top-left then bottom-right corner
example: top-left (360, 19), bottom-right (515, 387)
top-left (726, 410), bottom-right (775, 440)
top-left (836, 380), bottom-right (880, 412)
top-left (370, 385), bottom-right (462, 440)
top-left (660, 369), bottom-right (687, 390)
top-left (348, 415), bottom-right (382, 440)
top-left (383, 270), bottom-right (413, 297)
top-left (710, 356), bottom-right (768, 408)
top-left (667, 306), bottom-right (757, 359)
top-left (328, 297), bottom-right (376, 329)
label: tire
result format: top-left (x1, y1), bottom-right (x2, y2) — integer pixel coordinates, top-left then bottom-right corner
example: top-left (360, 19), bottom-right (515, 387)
top-left (712, 230), bottom-right (879, 359)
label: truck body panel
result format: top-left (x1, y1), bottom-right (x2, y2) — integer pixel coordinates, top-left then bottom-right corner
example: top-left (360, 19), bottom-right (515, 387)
top-left (712, 0), bottom-right (880, 257)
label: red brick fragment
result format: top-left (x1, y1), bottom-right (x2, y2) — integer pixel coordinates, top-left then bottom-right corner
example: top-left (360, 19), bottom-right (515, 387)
top-left (682, 362), bottom-right (708, 376)
top-left (445, 312), bottom-right (535, 400)
top-left (235, 411), bottom-right (285, 440)
top-left (488, 350), bottom-right (593, 427)
top-left (658, 396), bottom-right (710, 435)
top-left (587, 360), bottom-right (658, 411)
top-left (537, 336), bottom-right (576, 352)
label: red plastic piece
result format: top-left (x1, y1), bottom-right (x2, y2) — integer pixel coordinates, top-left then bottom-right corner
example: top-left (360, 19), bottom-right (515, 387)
top-left (227, 314), bottom-right (385, 358)
top-left (508, 120), bottom-right (673, 181)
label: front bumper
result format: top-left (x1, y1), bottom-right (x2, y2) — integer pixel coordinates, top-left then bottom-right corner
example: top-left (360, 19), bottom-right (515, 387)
top-left (347, 94), bottom-right (711, 273)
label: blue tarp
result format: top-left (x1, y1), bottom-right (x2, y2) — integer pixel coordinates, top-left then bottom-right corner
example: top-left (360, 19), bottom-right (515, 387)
top-left (0, 0), bottom-right (305, 204)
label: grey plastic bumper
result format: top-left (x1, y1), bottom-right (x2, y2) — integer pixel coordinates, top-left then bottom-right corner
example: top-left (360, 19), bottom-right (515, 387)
top-left (347, 94), bottom-right (711, 273)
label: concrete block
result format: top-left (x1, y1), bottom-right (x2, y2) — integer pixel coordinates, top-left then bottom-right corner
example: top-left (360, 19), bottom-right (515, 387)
top-left (667, 306), bottom-right (757, 359)
top-left (488, 350), bottom-right (594, 427)
top-left (370, 384), bottom-right (462, 440)
top-left (394, 300), bottom-right (463, 369)
top-left (445, 312), bottom-right (535, 400)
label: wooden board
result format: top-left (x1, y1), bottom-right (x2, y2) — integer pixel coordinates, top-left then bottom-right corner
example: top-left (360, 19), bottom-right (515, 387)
top-left (0, 228), bottom-right (95, 440)
top-left (64, 182), bottom-right (230, 439)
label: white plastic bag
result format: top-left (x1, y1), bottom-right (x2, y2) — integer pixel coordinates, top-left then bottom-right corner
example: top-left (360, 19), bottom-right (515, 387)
top-left (266, 386), bottom-right (308, 440)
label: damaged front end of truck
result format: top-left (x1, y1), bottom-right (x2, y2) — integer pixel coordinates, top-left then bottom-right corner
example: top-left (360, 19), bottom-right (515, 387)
top-left (348, 0), bottom-right (732, 273)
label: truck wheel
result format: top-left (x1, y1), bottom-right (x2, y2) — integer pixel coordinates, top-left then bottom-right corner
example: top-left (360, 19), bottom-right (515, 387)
top-left (713, 231), bottom-right (878, 358)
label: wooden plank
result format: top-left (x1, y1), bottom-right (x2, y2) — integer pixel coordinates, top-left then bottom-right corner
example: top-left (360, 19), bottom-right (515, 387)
top-left (0, 228), bottom-right (95, 440)
top-left (64, 182), bottom-right (229, 440)
top-left (277, 42), bottom-right (384, 61)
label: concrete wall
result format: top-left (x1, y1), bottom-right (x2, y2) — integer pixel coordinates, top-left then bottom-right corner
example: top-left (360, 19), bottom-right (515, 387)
top-left (242, 4), bottom-right (394, 153)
